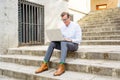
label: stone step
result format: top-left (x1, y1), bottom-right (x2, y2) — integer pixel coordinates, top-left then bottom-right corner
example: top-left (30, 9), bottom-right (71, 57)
top-left (81, 23), bottom-right (120, 27)
top-left (0, 62), bottom-right (119, 80)
top-left (0, 55), bottom-right (120, 77)
top-left (79, 8), bottom-right (120, 22)
top-left (0, 75), bottom-right (22, 80)
top-left (84, 10), bottom-right (120, 17)
top-left (6, 45), bottom-right (120, 60)
top-left (79, 17), bottom-right (120, 25)
top-left (80, 14), bottom-right (120, 22)
top-left (81, 40), bottom-right (120, 45)
top-left (82, 36), bottom-right (120, 40)
top-left (82, 31), bottom-right (120, 36)
top-left (80, 19), bottom-right (120, 25)
top-left (79, 8), bottom-right (120, 23)
top-left (81, 23), bottom-right (120, 28)
top-left (82, 28), bottom-right (120, 33)
top-left (80, 25), bottom-right (120, 30)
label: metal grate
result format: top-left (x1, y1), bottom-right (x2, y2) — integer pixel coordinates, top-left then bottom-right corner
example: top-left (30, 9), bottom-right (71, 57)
top-left (18, 0), bottom-right (44, 46)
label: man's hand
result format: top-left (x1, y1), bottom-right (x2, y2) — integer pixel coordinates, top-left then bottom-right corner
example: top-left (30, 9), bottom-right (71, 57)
top-left (64, 38), bottom-right (72, 42)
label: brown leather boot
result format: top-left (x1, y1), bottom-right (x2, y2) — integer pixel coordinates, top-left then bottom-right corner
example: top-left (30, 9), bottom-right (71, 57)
top-left (35, 63), bottom-right (48, 74)
top-left (54, 64), bottom-right (65, 76)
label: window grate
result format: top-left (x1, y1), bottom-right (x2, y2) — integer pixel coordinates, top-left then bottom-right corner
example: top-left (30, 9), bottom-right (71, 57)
top-left (18, 0), bottom-right (44, 46)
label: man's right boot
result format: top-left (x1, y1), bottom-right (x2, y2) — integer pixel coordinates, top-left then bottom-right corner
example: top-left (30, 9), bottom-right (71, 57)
top-left (35, 63), bottom-right (48, 74)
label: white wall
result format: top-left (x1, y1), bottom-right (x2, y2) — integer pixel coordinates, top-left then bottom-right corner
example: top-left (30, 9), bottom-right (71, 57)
top-left (27, 0), bottom-right (68, 43)
top-left (68, 0), bottom-right (91, 22)
top-left (27, 0), bottom-right (68, 28)
top-left (0, 0), bottom-right (68, 53)
top-left (0, 0), bottom-right (18, 54)
top-left (118, 0), bottom-right (120, 7)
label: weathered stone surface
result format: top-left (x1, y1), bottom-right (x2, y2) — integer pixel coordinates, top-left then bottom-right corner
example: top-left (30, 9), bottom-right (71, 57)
top-left (78, 8), bottom-right (120, 45)
top-left (1, 7), bottom-right (120, 80)
top-left (0, 75), bottom-right (22, 80)
top-left (0, 62), bottom-right (120, 80)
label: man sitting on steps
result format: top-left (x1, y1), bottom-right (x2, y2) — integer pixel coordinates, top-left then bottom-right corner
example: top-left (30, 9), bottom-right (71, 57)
top-left (35, 12), bottom-right (82, 76)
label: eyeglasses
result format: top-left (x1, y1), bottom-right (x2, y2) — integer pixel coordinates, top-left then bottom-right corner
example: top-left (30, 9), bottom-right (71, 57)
top-left (62, 18), bottom-right (68, 21)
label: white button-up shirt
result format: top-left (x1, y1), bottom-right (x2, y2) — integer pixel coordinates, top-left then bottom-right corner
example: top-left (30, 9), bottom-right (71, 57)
top-left (60, 21), bottom-right (82, 44)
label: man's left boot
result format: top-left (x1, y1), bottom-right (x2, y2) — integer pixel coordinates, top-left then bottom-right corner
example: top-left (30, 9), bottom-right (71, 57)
top-left (54, 64), bottom-right (65, 76)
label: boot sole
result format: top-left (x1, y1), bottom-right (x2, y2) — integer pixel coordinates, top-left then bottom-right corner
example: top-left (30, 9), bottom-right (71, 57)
top-left (53, 71), bottom-right (65, 76)
top-left (35, 69), bottom-right (48, 74)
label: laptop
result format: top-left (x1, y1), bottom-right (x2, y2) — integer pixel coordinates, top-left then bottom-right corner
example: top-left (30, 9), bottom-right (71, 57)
top-left (46, 29), bottom-right (64, 41)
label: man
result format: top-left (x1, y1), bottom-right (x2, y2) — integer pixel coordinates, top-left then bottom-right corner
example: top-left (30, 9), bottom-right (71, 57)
top-left (35, 12), bottom-right (82, 76)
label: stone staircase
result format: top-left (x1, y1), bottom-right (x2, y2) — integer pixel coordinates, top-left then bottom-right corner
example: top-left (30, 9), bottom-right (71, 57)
top-left (0, 8), bottom-right (120, 80)
top-left (78, 8), bottom-right (120, 45)
top-left (0, 45), bottom-right (120, 80)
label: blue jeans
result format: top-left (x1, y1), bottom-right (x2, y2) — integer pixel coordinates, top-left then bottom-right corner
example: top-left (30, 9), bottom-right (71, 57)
top-left (44, 41), bottom-right (78, 63)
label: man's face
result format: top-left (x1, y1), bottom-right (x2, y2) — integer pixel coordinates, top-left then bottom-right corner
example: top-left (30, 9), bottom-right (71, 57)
top-left (62, 15), bottom-right (70, 26)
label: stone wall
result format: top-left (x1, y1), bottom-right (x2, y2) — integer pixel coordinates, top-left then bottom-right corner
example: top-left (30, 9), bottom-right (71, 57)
top-left (91, 0), bottom-right (118, 11)
top-left (0, 0), bottom-right (18, 54)
top-left (0, 0), bottom-right (68, 54)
